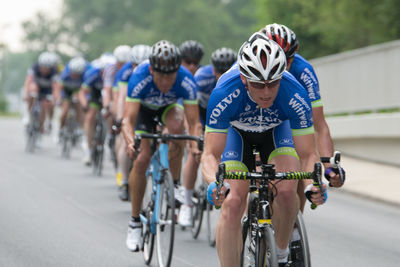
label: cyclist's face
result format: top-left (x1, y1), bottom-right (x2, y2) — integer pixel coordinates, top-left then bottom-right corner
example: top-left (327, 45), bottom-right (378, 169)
top-left (181, 59), bottom-right (200, 75)
top-left (151, 68), bottom-right (178, 93)
top-left (240, 74), bottom-right (281, 109)
top-left (39, 67), bottom-right (51, 75)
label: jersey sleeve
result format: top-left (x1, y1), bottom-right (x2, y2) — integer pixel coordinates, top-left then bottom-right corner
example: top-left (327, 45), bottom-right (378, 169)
top-left (126, 72), bottom-right (150, 103)
top-left (285, 90), bottom-right (314, 137)
top-left (180, 75), bottom-right (198, 105)
top-left (102, 64), bottom-right (116, 87)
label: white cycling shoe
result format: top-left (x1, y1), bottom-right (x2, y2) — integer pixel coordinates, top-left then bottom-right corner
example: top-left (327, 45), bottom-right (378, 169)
top-left (126, 225), bottom-right (143, 252)
top-left (178, 204), bottom-right (194, 227)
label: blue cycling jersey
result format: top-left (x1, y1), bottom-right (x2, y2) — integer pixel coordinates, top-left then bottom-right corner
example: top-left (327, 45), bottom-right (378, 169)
top-left (59, 61), bottom-right (88, 91)
top-left (195, 64), bottom-right (216, 109)
top-left (114, 61), bottom-right (135, 88)
top-left (206, 64), bottom-right (314, 136)
top-left (289, 54), bottom-right (322, 108)
top-left (126, 62), bottom-right (198, 110)
top-left (82, 67), bottom-right (103, 91)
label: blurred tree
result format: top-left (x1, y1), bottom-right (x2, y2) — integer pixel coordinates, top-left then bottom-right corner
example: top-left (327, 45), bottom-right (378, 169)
top-left (254, 0), bottom-right (400, 58)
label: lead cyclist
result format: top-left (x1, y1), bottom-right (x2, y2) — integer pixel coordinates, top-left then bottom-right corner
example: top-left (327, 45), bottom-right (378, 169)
top-left (202, 33), bottom-right (326, 266)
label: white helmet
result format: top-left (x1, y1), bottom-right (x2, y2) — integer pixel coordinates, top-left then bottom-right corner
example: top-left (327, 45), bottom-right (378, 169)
top-left (98, 52), bottom-right (116, 68)
top-left (113, 45), bottom-right (131, 63)
top-left (238, 32), bottom-right (286, 82)
top-left (38, 52), bottom-right (57, 68)
top-left (131, 44), bottom-right (152, 65)
top-left (69, 57), bottom-right (86, 74)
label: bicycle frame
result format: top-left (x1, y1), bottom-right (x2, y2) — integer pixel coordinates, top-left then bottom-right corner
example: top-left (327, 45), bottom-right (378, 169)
top-left (140, 141), bottom-right (170, 234)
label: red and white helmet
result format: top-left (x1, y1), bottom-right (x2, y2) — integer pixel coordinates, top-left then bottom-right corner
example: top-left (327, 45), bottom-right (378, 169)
top-left (260, 23), bottom-right (299, 58)
top-left (238, 32), bottom-right (287, 82)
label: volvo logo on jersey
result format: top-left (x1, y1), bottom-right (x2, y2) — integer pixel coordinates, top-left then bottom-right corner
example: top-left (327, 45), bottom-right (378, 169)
top-left (209, 88), bottom-right (241, 125)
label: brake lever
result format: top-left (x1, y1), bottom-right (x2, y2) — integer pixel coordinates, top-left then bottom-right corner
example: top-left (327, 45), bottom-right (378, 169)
top-left (311, 162), bottom-right (323, 210)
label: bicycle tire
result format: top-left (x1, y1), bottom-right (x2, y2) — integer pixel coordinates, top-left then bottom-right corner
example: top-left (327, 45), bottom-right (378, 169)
top-left (142, 172), bottom-right (155, 265)
top-left (289, 212), bottom-right (311, 267)
top-left (206, 203), bottom-right (217, 247)
top-left (156, 170), bottom-right (175, 267)
top-left (191, 186), bottom-right (206, 239)
top-left (257, 225), bottom-right (278, 267)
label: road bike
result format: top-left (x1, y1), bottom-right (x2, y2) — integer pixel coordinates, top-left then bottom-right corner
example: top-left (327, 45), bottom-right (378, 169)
top-left (215, 162), bottom-right (324, 267)
top-left (60, 100), bottom-right (81, 158)
top-left (25, 98), bottom-right (41, 153)
top-left (91, 110), bottom-right (107, 176)
top-left (135, 133), bottom-right (203, 267)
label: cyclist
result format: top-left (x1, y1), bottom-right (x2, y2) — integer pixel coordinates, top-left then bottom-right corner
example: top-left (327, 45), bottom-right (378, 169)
top-left (260, 23), bottom-right (345, 193)
top-left (114, 44), bottom-right (152, 201)
top-left (23, 52), bottom-right (59, 134)
top-left (179, 47), bottom-right (237, 227)
top-left (55, 56), bottom-right (88, 137)
top-left (103, 45), bottom-right (131, 117)
top-left (78, 55), bottom-right (112, 165)
top-left (201, 33), bottom-right (326, 266)
top-left (122, 40), bottom-right (202, 252)
top-left (180, 40), bottom-right (204, 75)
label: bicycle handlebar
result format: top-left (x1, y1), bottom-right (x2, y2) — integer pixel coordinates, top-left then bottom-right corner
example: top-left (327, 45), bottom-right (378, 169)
top-left (133, 133), bottom-right (204, 154)
top-left (215, 162), bottom-right (323, 210)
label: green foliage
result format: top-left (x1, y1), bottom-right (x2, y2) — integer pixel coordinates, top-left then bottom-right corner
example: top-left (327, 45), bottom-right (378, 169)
top-left (254, 0), bottom-right (400, 59)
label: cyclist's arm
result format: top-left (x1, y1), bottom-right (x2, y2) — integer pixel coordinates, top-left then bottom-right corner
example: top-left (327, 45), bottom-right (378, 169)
top-left (78, 85), bottom-right (89, 109)
top-left (293, 133), bottom-right (320, 184)
top-left (122, 100), bottom-right (140, 148)
top-left (116, 82), bottom-right (128, 120)
top-left (102, 85), bottom-right (112, 109)
top-left (183, 103), bottom-right (203, 155)
top-left (23, 74), bottom-right (35, 100)
top-left (312, 106), bottom-right (334, 168)
top-left (53, 81), bottom-right (63, 103)
top-left (201, 131), bottom-right (227, 185)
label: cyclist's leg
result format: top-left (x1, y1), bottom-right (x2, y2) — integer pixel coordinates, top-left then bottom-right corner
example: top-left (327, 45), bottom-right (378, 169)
top-left (60, 99), bottom-right (71, 129)
top-left (182, 105), bottom-right (205, 204)
top-left (162, 103), bottom-right (185, 182)
top-left (268, 120), bottom-right (300, 261)
top-left (118, 135), bottom-right (132, 186)
top-left (217, 127), bottom-right (251, 267)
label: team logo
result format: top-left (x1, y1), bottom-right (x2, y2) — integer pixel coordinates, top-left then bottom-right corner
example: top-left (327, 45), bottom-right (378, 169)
top-left (224, 151), bottom-right (238, 159)
top-left (279, 138), bottom-right (293, 145)
top-left (245, 103), bottom-right (251, 111)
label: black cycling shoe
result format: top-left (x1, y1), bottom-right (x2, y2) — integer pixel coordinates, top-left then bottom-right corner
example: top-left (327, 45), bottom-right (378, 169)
top-left (290, 240), bottom-right (304, 267)
top-left (119, 184), bottom-right (130, 201)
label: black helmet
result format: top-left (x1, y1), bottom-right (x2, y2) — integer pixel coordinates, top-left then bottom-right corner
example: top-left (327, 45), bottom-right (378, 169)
top-left (149, 40), bottom-right (182, 74)
top-left (179, 40), bottom-right (204, 64)
top-left (211, 47), bottom-right (237, 74)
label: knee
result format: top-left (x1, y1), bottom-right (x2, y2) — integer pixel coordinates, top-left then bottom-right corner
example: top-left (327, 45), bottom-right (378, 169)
top-left (275, 185), bottom-right (298, 209)
top-left (167, 122), bottom-right (184, 135)
top-left (221, 196), bottom-right (246, 227)
top-left (133, 153), bottom-right (151, 172)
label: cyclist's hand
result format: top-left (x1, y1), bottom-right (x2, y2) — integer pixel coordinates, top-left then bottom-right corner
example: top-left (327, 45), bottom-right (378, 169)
top-left (112, 119), bottom-right (122, 134)
top-left (325, 167), bottom-right (346, 187)
top-left (101, 105), bottom-right (111, 118)
top-left (305, 183), bottom-right (327, 206)
top-left (126, 142), bottom-right (140, 160)
top-left (207, 181), bottom-right (230, 207)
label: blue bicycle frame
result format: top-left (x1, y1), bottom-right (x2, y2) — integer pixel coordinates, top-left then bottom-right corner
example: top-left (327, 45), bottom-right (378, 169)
top-left (139, 142), bottom-right (170, 234)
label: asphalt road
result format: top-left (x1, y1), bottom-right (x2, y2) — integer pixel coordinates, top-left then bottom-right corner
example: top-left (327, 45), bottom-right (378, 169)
top-left (1, 117), bottom-right (400, 267)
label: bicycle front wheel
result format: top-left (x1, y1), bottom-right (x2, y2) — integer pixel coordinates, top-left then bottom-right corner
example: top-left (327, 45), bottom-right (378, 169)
top-left (191, 185), bottom-right (206, 239)
top-left (257, 225), bottom-right (278, 267)
top-left (206, 202), bottom-right (218, 247)
top-left (289, 211), bottom-right (311, 267)
top-left (156, 170), bottom-right (175, 267)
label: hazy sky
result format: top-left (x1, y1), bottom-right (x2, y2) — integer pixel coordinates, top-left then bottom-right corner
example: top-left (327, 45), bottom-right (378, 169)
top-left (0, 0), bottom-right (62, 51)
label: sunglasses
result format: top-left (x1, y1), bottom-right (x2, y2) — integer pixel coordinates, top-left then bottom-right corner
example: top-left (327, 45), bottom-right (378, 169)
top-left (247, 78), bottom-right (281, 89)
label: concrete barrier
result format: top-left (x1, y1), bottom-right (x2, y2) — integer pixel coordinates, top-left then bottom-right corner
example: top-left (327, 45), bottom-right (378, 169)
top-left (310, 40), bottom-right (400, 166)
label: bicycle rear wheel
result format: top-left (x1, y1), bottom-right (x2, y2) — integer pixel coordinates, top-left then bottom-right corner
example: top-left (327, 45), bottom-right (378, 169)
top-left (256, 225), bottom-right (278, 267)
top-left (156, 170), bottom-right (175, 267)
top-left (289, 211), bottom-right (311, 267)
top-left (191, 184), bottom-right (206, 239)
